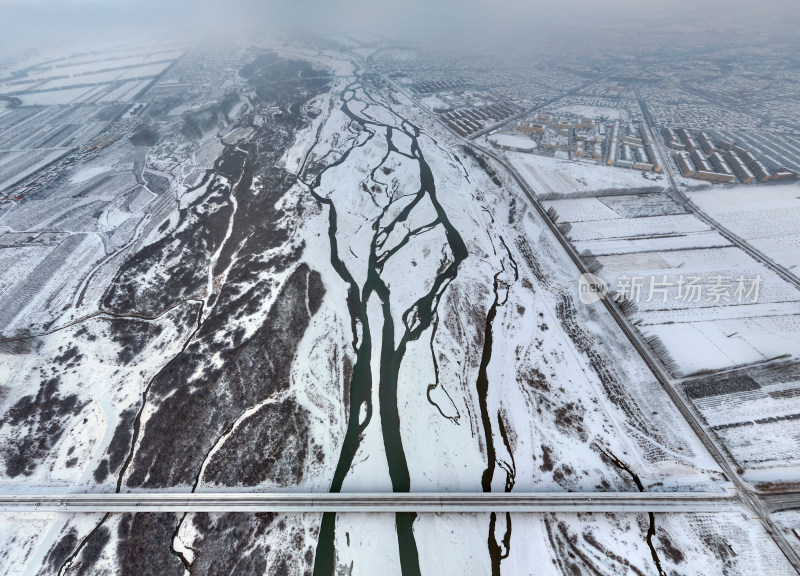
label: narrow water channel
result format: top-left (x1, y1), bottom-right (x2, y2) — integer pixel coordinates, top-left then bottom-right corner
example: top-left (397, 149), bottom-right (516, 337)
top-left (304, 75), bottom-right (467, 576)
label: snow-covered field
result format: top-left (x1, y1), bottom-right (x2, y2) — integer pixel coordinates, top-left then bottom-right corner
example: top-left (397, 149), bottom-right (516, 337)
top-left (0, 45), bottom-right (182, 108)
top-left (0, 41), bottom-right (798, 575)
top-left (541, 188), bottom-right (800, 377)
top-left (774, 511), bottom-right (800, 558)
top-left (0, 149), bottom-right (67, 188)
top-left (687, 183), bottom-right (800, 272)
top-left (552, 104), bottom-right (630, 121)
top-left (521, 156), bottom-right (800, 488)
top-left (0, 510), bottom-right (794, 576)
top-left (506, 150), bottom-right (665, 197)
top-left (681, 361), bottom-right (800, 485)
top-left (332, 510), bottom-right (797, 575)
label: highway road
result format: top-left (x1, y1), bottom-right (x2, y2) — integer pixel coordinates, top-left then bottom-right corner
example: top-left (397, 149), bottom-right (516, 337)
top-left (633, 85), bottom-right (800, 292)
top-left (371, 67), bottom-right (800, 572)
top-left (465, 71), bottom-right (619, 141)
top-left (470, 130), bottom-right (800, 574)
top-left (5, 56), bottom-right (793, 573)
top-left (0, 492), bottom-right (739, 514)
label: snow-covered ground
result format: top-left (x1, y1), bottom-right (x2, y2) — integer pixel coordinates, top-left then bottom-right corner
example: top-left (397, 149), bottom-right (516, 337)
top-left (249, 46), bottom-right (796, 574)
top-left (1, 40), bottom-right (798, 575)
top-left (552, 104), bottom-right (630, 121)
top-left (287, 61), bottom-right (727, 503)
top-left (506, 150), bottom-right (665, 197)
top-left (687, 183), bottom-right (800, 272)
top-left (682, 360), bottom-right (800, 485)
top-left (774, 511), bottom-right (800, 558)
top-left (0, 510), bottom-right (794, 576)
top-left (0, 44), bottom-right (183, 107)
top-left (540, 187), bottom-right (800, 377)
top-left (514, 147), bottom-right (800, 488)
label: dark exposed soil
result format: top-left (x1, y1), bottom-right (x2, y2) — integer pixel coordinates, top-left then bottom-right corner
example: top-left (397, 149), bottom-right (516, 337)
top-left (0, 376), bottom-right (85, 477)
top-left (202, 398), bottom-right (310, 486)
top-left (124, 264), bottom-right (324, 488)
top-left (116, 514), bottom-right (184, 576)
top-left (45, 528), bottom-right (78, 570)
top-left (102, 176), bottom-right (232, 317)
top-left (107, 319), bottom-right (164, 365)
top-left (50, 50), bottom-right (334, 576)
top-left (93, 408), bottom-right (137, 483)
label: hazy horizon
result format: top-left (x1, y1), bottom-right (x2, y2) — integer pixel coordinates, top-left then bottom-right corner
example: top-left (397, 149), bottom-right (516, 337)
top-left (1, 0), bottom-right (799, 55)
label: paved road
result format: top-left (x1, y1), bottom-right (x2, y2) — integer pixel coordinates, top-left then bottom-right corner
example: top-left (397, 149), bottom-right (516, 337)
top-left (633, 85), bottom-right (800, 292)
top-left (470, 131), bottom-right (800, 575)
top-left (0, 492), bottom-right (738, 514)
top-left (466, 72), bottom-right (618, 140)
top-left (372, 70), bottom-right (800, 572)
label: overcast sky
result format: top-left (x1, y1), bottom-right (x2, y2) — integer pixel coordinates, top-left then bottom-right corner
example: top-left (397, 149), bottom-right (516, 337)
top-left (1, 0), bottom-right (798, 52)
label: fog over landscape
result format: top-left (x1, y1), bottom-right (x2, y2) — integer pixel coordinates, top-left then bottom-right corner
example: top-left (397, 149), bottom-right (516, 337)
top-left (1, 1), bottom-right (800, 575)
top-left (2, 0), bottom-right (799, 50)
